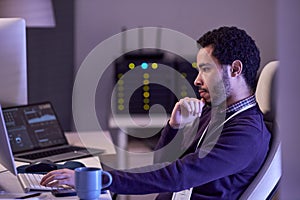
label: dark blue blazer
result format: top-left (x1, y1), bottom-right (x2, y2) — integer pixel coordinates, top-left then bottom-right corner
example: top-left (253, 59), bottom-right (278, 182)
top-left (106, 105), bottom-right (270, 200)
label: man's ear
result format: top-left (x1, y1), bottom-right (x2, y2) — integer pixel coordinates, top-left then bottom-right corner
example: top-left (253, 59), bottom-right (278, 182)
top-left (230, 60), bottom-right (243, 77)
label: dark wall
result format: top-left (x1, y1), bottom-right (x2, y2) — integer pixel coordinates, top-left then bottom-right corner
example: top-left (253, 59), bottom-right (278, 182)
top-left (26, 0), bottom-right (74, 131)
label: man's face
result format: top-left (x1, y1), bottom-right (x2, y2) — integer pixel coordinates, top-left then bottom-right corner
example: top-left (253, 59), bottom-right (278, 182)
top-left (194, 46), bottom-right (231, 106)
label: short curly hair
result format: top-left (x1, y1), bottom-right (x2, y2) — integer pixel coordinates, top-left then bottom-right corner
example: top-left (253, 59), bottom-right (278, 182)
top-left (197, 26), bottom-right (260, 91)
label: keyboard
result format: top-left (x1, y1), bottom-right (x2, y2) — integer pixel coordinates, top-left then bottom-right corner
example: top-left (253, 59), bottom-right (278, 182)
top-left (18, 146), bottom-right (88, 160)
top-left (17, 173), bottom-right (59, 192)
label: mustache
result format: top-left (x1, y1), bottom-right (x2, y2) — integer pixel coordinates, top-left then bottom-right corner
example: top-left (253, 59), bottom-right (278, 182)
top-left (198, 87), bottom-right (208, 92)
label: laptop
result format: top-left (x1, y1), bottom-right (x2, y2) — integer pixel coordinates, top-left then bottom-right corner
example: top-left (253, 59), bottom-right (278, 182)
top-left (2, 102), bottom-right (105, 163)
top-left (0, 104), bottom-right (63, 194)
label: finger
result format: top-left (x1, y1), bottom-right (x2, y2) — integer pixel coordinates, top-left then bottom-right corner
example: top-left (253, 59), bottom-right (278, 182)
top-left (42, 169), bottom-right (65, 177)
top-left (197, 101), bottom-right (203, 117)
top-left (173, 102), bottom-right (181, 113)
top-left (194, 100), bottom-right (199, 115)
top-left (198, 99), bottom-right (206, 116)
top-left (187, 98), bottom-right (201, 116)
top-left (47, 179), bottom-right (70, 187)
top-left (189, 98), bottom-right (204, 117)
top-left (180, 99), bottom-right (192, 113)
top-left (169, 102), bottom-right (182, 128)
top-left (40, 174), bottom-right (57, 186)
top-left (44, 175), bottom-right (70, 187)
top-left (45, 180), bottom-right (59, 187)
top-left (41, 173), bottom-right (69, 186)
top-left (200, 98), bottom-right (206, 106)
top-left (189, 100), bottom-right (195, 115)
top-left (40, 169), bottom-right (65, 183)
top-left (170, 102), bottom-right (182, 120)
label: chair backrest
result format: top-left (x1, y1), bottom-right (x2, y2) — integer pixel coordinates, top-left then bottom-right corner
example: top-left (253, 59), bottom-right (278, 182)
top-left (239, 61), bottom-right (281, 200)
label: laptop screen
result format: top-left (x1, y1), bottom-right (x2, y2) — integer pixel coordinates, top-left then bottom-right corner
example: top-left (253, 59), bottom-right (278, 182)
top-left (2, 102), bottom-right (68, 154)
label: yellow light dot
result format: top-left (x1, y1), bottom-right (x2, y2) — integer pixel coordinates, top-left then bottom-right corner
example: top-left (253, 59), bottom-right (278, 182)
top-left (118, 86), bottom-right (124, 91)
top-left (143, 98), bottom-right (150, 104)
top-left (118, 98), bottom-right (124, 104)
top-left (181, 91), bottom-right (187, 97)
top-left (143, 85), bottom-right (149, 91)
top-left (118, 93), bottom-right (124, 98)
top-left (151, 63), bottom-right (158, 69)
top-left (192, 62), bottom-right (197, 68)
top-left (143, 92), bottom-right (150, 98)
top-left (118, 105), bottom-right (124, 110)
top-left (117, 73), bottom-right (123, 79)
top-left (143, 80), bottom-right (149, 85)
top-left (143, 104), bottom-right (150, 110)
top-left (181, 73), bottom-right (187, 78)
top-left (143, 73), bottom-right (149, 79)
top-left (128, 63), bottom-right (135, 69)
top-left (118, 80), bottom-right (124, 85)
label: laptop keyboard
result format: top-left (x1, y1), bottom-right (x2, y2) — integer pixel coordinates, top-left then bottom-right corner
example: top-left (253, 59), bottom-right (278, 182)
top-left (17, 173), bottom-right (59, 192)
top-left (18, 146), bottom-right (86, 160)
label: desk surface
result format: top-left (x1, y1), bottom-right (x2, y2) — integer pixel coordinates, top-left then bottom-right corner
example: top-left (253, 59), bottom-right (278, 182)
top-left (65, 131), bottom-right (116, 155)
top-left (0, 131), bottom-right (115, 200)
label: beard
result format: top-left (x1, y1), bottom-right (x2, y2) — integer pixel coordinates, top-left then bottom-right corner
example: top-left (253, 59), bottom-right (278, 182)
top-left (209, 70), bottom-right (232, 107)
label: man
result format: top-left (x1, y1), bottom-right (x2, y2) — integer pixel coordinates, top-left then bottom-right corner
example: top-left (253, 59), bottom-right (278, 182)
top-left (41, 26), bottom-right (270, 199)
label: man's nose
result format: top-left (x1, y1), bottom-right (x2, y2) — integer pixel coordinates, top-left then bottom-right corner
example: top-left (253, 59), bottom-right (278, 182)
top-left (194, 72), bottom-right (203, 86)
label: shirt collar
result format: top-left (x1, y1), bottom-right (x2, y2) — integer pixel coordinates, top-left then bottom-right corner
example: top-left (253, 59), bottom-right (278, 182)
top-left (225, 95), bottom-right (257, 114)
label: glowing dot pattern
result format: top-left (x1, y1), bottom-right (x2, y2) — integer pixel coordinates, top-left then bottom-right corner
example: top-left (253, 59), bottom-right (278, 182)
top-left (141, 62), bottom-right (148, 69)
top-left (129, 63), bottom-right (135, 69)
top-left (192, 62), bottom-right (197, 68)
top-left (151, 63), bottom-right (158, 69)
top-left (143, 69), bottom-right (150, 111)
top-left (115, 59), bottom-right (199, 113)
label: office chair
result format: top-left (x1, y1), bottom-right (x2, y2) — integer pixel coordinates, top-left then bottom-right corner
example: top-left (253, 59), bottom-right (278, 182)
top-left (239, 61), bottom-right (281, 200)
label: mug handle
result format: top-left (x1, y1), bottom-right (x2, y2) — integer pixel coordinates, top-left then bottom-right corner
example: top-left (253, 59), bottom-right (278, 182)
top-left (102, 171), bottom-right (113, 188)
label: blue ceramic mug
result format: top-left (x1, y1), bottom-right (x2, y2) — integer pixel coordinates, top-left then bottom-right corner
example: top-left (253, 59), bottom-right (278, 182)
top-left (75, 167), bottom-right (112, 200)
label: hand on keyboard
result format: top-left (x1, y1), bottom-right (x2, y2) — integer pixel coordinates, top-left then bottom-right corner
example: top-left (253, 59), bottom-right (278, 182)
top-left (18, 173), bottom-right (59, 192)
top-left (40, 169), bottom-right (75, 188)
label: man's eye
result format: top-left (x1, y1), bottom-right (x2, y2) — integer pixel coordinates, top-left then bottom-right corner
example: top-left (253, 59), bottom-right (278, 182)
top-left (202, 67), bottom-right (210, 72)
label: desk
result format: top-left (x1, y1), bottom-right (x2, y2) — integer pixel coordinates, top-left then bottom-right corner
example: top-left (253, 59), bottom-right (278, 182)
top-left (0, 157), bottom-right (112, 199)
top-left (0, 131), bottom-right (115, 200)
top-left (65, 131), bottom-right (116, 155)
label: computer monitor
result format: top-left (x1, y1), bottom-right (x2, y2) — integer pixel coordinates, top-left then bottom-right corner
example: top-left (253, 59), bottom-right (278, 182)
top-left (0, 18), bottom-right (27, 107)
top-left (0, 104), bottom-right (17, 176)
